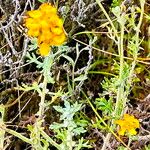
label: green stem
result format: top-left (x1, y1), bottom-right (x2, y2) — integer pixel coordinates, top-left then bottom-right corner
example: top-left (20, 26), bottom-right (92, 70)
top-left (122, 0), bottom-right (145, 113)
top-left (5, 128), bottom-right (32, 145)
top-left (95, 0), bottom-right (118, 39)
top-left (32, 56), bottom-right (53, 149)
top-left (40, 129), bottom-right (61, 150)
top-left (38, 77), bottom-right (48, 118)
top-left (114, 22), bottom-right (125, 117)
top-left (67, 128), bottom-right (73, 150)
top-left (88, 71), bottom-right (116, 77)
top-left (102, 11), bottom-right (126, 150)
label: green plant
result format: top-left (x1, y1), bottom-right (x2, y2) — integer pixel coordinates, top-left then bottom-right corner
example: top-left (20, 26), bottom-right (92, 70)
top-left (0, 0), bottom-right (149, 149)
top-left (0, 105), bottom-right (5, 150)
top-left (95, 97), bottom-right (113, 115)
top-left (145, 144), bottom-right (150, 150)
top-left (50, 100), bottom-right (91, 150)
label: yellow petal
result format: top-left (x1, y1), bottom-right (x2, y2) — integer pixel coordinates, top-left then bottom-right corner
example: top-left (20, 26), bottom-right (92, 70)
top-left (38, 31), bottom-right (53, 44)
top-left (115, 120), bottom-right (125, 126)
top-left (51, 33), bottom-right (66, 46)
top-left (25, 18), bottom-right (34, 27)
top-left (124, 114), bottom-right (134, 120)
top-left (56, 18), bottom-right (63, 27)
top-left (27, 29), bottom-right (40, 37)
top-left (133, 119), bottom-right (140, 128)
top-left (39, 3), bottom-right (57, 15)
top-left (50, 16), bottom-right (63, 27)
top-left (118, 128), bottom-right (126, 136)
top-left (38, 43), bottom-right (51, 56)
top-left (128, 128), bottom-right (137, 135)
top-left (40, 19), bottom-right (51, 30)
top-left (51, 27), bottom-right (63, 35)
top-left (27, 10), bottom-right (43, 19)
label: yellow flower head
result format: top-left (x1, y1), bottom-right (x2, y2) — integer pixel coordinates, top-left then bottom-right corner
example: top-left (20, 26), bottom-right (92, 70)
top-left (24, 3), bottom-right (66, 57)
top-left (115, 114), bottom-right (140, 136)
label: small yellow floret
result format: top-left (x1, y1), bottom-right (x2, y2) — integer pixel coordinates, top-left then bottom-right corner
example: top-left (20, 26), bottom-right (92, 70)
top-left (51, 27), bottom-right (63, 35)
top-left (40, 19), bottom-right (51, 30)
top-left (27, 10), bottom-right (43, 19)
top-left (27, 29), bottom-right (39, 37)
top-left (39, 3), bottom-right (57, 15)
top-left (115, 114), bottom-right (140, 136)
top-left (51, 34), bottom-right (66, 46)
top-left (39, 43), bottom-right (51, 56)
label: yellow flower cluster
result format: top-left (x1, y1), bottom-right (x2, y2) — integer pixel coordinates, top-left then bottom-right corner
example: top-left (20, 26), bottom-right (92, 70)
top-left (25, 3), bottom-right (66, 56)
top-left (115, 114), bottom-right (140, 136)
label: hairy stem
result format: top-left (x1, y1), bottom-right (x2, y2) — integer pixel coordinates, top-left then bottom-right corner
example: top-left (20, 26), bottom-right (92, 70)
top-left (114, 21), bottom-right (125, 117)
